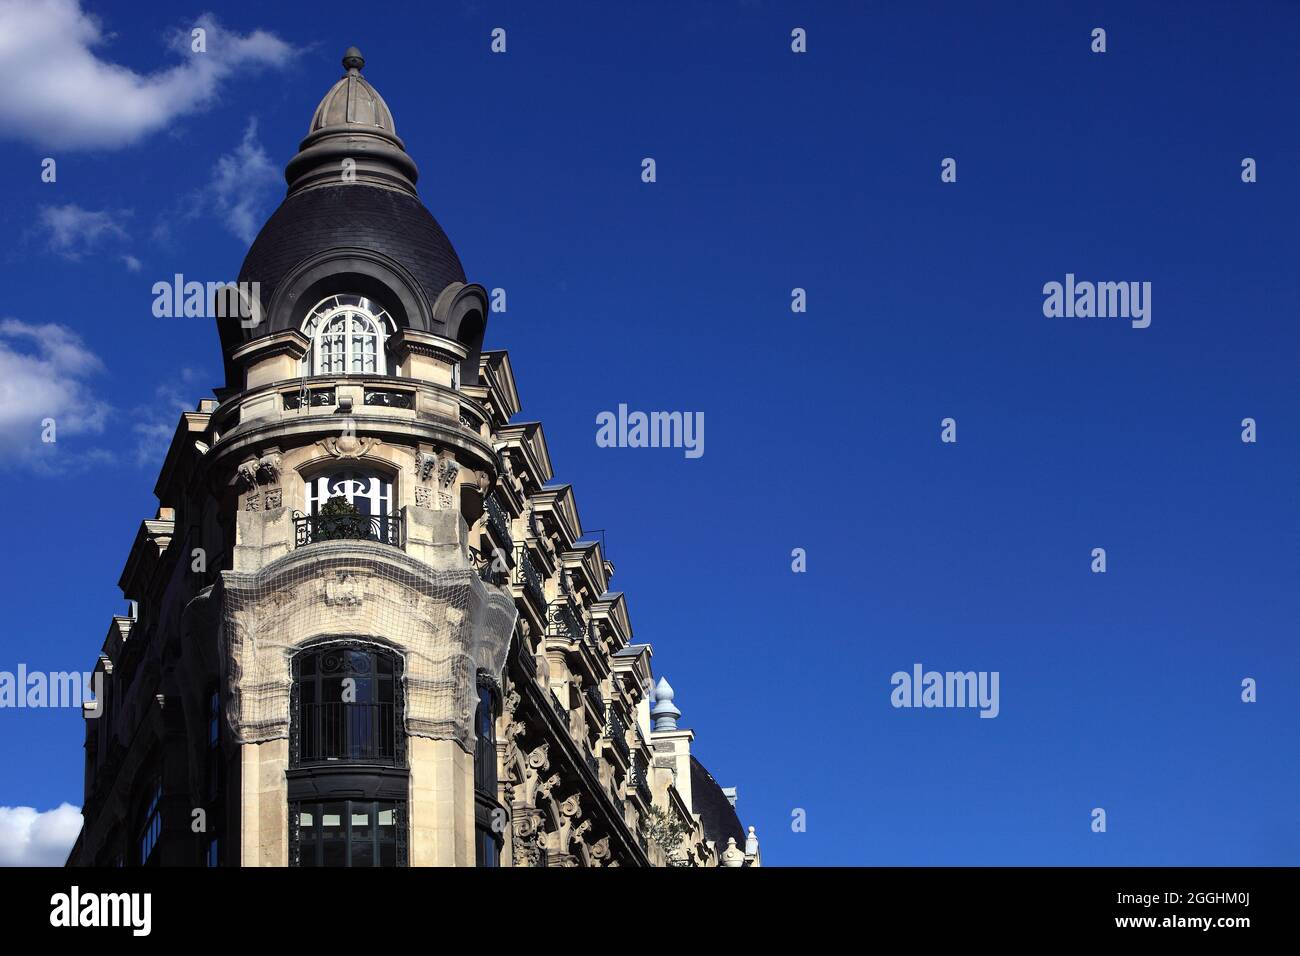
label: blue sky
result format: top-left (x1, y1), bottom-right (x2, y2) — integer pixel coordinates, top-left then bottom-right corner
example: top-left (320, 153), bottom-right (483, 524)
top-left (0, 0), bottom-right (1297, 865)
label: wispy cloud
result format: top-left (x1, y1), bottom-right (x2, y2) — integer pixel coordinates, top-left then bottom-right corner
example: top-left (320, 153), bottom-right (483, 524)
top-left (153, 117), bottom-right (281, 247)
top-left (0, 319), bottom-right (112, 471)
top-left (207, 118), bottom-right (281, 243)
top-left (0, 1), bottom-right (294, 150)
top-left (36, 203), bottom-right (131, 261)
top-left (0, 804), bottom-right (81, 867)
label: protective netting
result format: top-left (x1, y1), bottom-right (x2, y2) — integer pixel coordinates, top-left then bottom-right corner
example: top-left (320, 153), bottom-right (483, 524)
top-left (218, 540), bottom-right (517, 753)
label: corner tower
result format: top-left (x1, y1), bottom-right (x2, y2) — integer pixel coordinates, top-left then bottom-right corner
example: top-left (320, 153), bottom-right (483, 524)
top-left (71, 50), bottom-right (755, 870)
top-left (211, 48), bottom-right (516, 867)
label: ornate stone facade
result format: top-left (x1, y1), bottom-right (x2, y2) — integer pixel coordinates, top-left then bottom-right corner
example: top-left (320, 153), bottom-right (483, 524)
top-left (67, 47), bottom-right (757, 870)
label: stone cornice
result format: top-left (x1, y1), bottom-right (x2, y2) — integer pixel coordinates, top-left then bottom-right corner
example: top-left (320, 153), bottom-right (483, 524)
top-left (228, 329), bottom-right (310, 364)
top-left (496, 421), bottom-right (553, 487)
top-left (529, 484), bottom-right (581, 551)
top-left (206, 413), bottom-right (499, 487)
top-left (118, 515), bottom-right (176, 601)
top-left (387, 328), bottom-right (468, 364)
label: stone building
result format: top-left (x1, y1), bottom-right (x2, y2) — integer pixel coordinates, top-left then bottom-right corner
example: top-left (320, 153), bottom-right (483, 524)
top-left (67, 48), bottom-right (760, 868)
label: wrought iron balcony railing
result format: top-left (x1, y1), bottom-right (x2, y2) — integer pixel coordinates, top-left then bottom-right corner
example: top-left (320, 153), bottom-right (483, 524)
top-left (549, 690), bottom-right (569, 728)
top-left (293, 511), bottom-right (404, 549)
top-left (631, 755), bottom-right (652, 805)
top-left (484, 492), bottom-right (513, 551)
top-left (546, 595), bottom-right (584, 642)
top-left (605, 706), bottom-right (630, 765)
top-left (469, 546), bottom-right (508, 587)
top-left (296, 701), bottom-right (399, 766)
top-left (513, 545), bottom-right (545, 609)
top-left (584, 683), bottom-right (604, 721)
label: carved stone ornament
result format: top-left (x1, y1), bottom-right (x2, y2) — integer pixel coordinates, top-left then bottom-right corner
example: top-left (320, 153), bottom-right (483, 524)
top-left (537, 773), bottom-right (560, 801)
top-left (414, 487), bottom-right (432, 508)
top-left (512, 811), bottom-right (544, 867)
top-left (526, 743), bottom-right (550, 770)
top-left (437, 456), bottom-right (460, 488)
top-left (324, 572), bottom-right (363, 607)
top-left (317, 433), bottom-right (379, 459)
top-left (414, 450), bottom-right (437, 482)
top-left (237, 459), bottom-right (259, 489)
top-left (264, 488), bottom-right (283, 510)
top-left (560, 793), bottom-right (582, 819)
top-left (256, 451), bottom-right (282, 484)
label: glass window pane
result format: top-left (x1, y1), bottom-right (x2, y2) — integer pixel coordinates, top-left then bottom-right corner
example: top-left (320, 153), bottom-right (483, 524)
top-left (321, 803), bottom-right (346, 867)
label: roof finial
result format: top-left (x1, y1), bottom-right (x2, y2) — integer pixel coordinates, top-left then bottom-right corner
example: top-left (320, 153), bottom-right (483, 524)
top-left (342, 46), bottom-right (365, 74)
top-left (651, 676), bottom-right (681, 731)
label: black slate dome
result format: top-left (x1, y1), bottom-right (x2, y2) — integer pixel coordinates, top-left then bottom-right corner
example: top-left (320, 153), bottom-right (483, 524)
top-left (689, 756), bottom-right (746, 852)
top-left (220, 48), bottom-right (480, 384)
top-left (237, 184), bottom-right (466, 311)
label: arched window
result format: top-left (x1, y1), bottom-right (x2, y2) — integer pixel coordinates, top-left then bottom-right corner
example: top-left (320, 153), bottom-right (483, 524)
top-left (288, 643), bottom-right (409, 868)
top-left (300, 295), bottom-right (392, 375)
top-left (297, 469), bottom-right (400, 548)
top-left (291, 645), bottom-right (403, 767)
top-left (305, 469), bottom-right (392, 518)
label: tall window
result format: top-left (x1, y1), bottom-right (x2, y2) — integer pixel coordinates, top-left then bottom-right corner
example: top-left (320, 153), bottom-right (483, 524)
top-left (300, 295), bottom-right (392, 375)
top-left (292, 645), bottom-right (402, 767)
top-left (138, 779), bottom-right (162, 865)
top-left (473, 680), bottom-right (501, 867)
top-left (206, 688), bottom-right (221, 800)
top-left (473, 683), bottom-right (497, 795)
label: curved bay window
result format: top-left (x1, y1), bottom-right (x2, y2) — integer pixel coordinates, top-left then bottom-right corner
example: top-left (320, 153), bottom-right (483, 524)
top-left (291, 645), bottom-right (404, 767)
top-left (300, 294), bottom-right (392, 375)
top-left (289, 644), bottom-right (409, 867)
top-left (473, 678), bottom-right (501, 867)
top-left (292, 800), bottom-right (404, 868)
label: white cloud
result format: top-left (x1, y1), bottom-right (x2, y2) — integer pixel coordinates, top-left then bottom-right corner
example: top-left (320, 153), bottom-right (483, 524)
top-left (0, 1), bottom-right (294, 150)
top-left (208, 118), bottom-right (280, 243)
top-left (0, 804), bottom-right (82, 866)
top-left (122, 254), bottom-right (143, 272)
top-left (0, 319), bottom-right (111, 471)
top-left (36, 203), bottom-right (130, 260)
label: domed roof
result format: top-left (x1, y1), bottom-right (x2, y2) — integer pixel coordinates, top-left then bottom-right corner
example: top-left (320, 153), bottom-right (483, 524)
top-left (227, 47), bottom-right (468, 362)
top-left (308, 47), bottom-right (396, 134)
top-left (237, 184), bottom-right (465, 313)
top-left (281, 47), bottom-right (420, 197)
top-left (689, 756), bottom-right (746, 852)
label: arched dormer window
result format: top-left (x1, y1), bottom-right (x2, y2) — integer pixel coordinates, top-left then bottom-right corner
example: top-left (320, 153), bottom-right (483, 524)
top-left (301, 295), bottom-right (393, 375)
